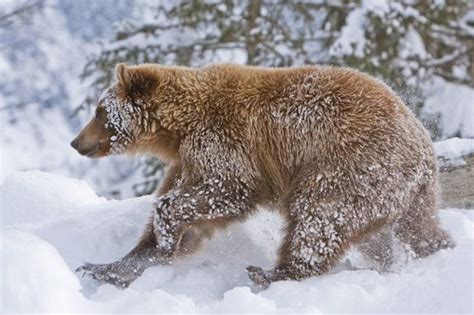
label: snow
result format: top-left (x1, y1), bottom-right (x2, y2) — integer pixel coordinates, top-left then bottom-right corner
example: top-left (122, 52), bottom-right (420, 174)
top-left (0, 106), bottom-right (80, 184)
top-left (329, 6), bottom-right (367, 58)
top-left (1, 171), bottom-right (473, 313)
top-left (0, 171), bottom-right (105, 226)
top-left (399, 26), bottom-right (427, 60)
top-left (2, 230), bottom-right (87, 312)
top-left (422, 77), bottom-right (474, 139)
top-left (434, 137), bottom-right (474, 167)
top-left (0, 0), bottom-right (144, 199)
top-left (102, 90), bottom-right (133, 154)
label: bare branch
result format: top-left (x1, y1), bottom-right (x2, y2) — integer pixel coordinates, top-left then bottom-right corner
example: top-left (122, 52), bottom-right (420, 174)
top-left (0, 0), bottom-right (43, 29)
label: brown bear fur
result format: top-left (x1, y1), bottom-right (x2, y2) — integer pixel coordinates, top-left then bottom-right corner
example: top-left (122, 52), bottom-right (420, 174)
top-left (73, 63), bottom-right (454, 288)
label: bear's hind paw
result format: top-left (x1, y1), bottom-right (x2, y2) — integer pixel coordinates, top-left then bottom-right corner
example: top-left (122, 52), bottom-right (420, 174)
top-left (246, 265), bottom-right (271, 289)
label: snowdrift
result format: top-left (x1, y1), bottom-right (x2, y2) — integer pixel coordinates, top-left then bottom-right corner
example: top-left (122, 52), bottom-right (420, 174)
top-left (1, 171), bottom-right (473, 313)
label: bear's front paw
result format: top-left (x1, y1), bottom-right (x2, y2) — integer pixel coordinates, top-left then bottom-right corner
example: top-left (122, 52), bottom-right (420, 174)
top-left (76, 262), bottom-right (136, 288)
top-left (246, 265), bottom-right (271, 289)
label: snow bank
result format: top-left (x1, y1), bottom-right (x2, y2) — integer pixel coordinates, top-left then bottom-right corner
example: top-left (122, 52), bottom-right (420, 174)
top-left (1, 171), bottom-right (473, 313)
top-left (0, 171), bottom-right (105, 226)
top-left (0, 107), bottom-right (79, 185)
top-left (1, 230), bottom-right (88, 313)
top-left (434, 137), bottom-right (474, 167)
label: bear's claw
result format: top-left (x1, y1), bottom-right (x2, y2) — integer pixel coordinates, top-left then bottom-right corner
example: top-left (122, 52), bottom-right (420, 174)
top-left (75, 262), bottom-right (133, 288)
top-left (246, 265), bottom-right (271, 289)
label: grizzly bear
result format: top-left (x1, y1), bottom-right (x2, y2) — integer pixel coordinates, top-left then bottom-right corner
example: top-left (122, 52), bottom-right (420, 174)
top-left (71, 63), bottom-right (453, 288)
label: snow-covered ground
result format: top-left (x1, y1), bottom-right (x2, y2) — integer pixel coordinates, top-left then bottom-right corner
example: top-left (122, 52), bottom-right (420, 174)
top-left (1, 170), bottom-right (473, 313)
top-left (434, 137), bottom-right (474, 168)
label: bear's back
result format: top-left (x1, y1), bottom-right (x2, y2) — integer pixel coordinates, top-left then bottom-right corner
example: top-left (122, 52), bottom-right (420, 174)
top-left (201, 65), bottom-right (434, 193)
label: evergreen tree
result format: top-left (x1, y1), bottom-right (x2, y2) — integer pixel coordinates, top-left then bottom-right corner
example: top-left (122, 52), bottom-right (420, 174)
top-left (80, 0), bottom-right (474, 196)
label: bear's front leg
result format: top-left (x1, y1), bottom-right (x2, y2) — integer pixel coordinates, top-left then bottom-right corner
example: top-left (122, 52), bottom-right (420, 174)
top-left (76, 240), bottom-right (165, 288)
top-left (76, 165), bottom-right (182, 288)
top-left (152, 176), bottom-right (256, 259)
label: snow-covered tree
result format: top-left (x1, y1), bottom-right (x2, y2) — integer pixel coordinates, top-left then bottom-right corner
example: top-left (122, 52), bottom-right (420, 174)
top-left (0, 0), bottom-right (43, 29)
top-left (2, 0), bottom-right (472, 197)
top-left (82, 0), bottom-right (473, 131)
top-left (327, 0), bottom-right (474, 137)
top-left (0, 0), bottom-right (140, 197)
top-left (77, 0), bottom-right (473, 196)
top-left (80, 1), bottom-right (327, 107)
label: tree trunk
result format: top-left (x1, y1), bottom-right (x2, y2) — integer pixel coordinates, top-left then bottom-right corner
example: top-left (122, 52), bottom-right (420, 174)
top-left (245, 0), bottom-right (261, 65)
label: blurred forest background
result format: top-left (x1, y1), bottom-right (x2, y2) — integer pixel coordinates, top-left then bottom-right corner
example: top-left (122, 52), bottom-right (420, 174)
top-left (1, 0), bottom-right (473, 198)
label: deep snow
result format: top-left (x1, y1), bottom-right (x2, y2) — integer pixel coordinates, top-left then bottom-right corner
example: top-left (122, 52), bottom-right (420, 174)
top-left (1, 171), bottom-right (473, 313)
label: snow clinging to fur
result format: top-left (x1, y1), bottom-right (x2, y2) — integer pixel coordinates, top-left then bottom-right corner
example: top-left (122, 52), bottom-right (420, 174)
top-left (101, 89), bottom-right (135, 154)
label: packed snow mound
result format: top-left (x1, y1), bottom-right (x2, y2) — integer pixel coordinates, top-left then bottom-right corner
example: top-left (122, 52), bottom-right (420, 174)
top-left (0, 171), bottom-right (105, 226)
top-left (1, 171), bottom-right (473, 313)
top-left (2, 230), bottom-right (87, 313)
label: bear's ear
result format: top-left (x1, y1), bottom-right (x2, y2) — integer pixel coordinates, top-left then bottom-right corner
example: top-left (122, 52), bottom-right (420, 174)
top-left (116, 63), bottom-right (131, 86)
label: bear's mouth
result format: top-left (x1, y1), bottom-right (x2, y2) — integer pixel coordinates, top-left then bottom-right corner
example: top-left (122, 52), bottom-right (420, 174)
top-left (77, 143), bottom-right (101, 158)
top-left (85, 146), bottom-right (100, 157)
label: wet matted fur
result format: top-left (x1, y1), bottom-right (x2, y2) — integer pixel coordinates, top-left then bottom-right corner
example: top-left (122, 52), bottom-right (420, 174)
top-left (72, 63), bottom-right (454, 288)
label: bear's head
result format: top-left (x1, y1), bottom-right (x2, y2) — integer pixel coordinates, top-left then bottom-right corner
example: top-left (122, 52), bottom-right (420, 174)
top-left (70, 63), bottom-right (180, 161)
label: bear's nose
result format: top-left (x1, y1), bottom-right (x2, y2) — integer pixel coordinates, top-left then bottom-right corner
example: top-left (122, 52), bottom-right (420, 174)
top-left (70, 138), bottom-right (79, 150)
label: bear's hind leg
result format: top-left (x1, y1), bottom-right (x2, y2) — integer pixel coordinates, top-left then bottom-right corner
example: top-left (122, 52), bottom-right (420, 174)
top-left (248, 173), bottom-right (384, 288)
top-left (248, 199), bottom-right (367, 288)
top-left (358, 226), bottom-right (394, 271)
top-left (395, 182), bottom-right (454, 258)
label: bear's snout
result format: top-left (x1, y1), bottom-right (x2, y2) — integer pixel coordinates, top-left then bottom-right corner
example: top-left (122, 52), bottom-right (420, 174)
top-left (70, 136), bottom-right (100, 157)
top-left (70, 138), bottom-right (80, 150)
